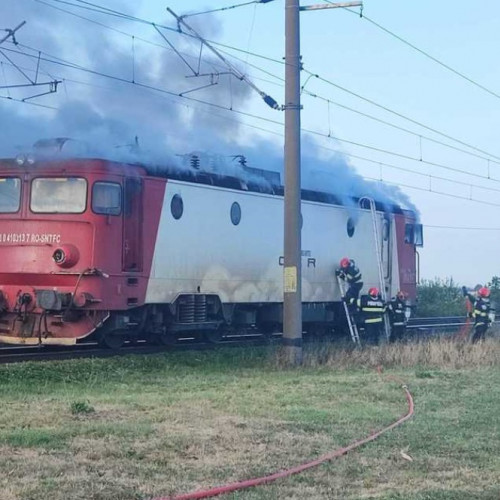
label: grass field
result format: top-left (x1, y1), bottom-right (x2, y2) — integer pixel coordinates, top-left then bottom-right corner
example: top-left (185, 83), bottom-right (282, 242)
top-left (0, 338), bottom-right (499, 500)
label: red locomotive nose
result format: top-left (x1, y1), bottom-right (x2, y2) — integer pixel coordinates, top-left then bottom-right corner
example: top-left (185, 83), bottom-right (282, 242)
top-left (52, 244), bottom-right (80, 268)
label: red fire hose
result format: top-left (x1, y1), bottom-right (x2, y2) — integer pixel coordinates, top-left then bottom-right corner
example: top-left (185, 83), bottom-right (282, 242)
top-left (154, 379), bottom-right (414, 500)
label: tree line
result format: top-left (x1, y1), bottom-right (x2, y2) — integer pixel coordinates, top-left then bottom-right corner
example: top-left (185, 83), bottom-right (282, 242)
top-left (415, 276), bottom-right (499, 317)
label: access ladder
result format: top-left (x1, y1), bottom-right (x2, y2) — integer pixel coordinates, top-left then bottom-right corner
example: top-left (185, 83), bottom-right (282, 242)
top-left (336, 275), bottom-right (361, 345)
top-left (359, 196), bottom-right (391, 340)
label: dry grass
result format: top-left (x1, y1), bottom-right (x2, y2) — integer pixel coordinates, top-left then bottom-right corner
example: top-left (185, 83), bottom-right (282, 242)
top-left (282, 337), bottom-right (500, 370)
top-left (0, 338), bottom-right (499, 500)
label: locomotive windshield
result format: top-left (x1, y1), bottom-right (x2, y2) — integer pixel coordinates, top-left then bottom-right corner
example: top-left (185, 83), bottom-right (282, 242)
top-left (0, 178), bottom-right (21, 213)
top-left (30, 177), bottom-right (87, 213)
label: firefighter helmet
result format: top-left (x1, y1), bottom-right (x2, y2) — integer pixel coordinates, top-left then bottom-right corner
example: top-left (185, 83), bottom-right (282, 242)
top-left (368, 287), bottom-right (379, 298)
top-left (478, 287), bottom-right (490, 298)
top-left (340, 257), bottom-right (351, 268)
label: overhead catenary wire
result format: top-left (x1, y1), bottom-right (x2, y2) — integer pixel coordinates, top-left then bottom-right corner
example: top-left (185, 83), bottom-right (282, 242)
top-left (5, 74), bottom-right (500, 210)
top-left (302, 90), bottom-right (500, 168)
top-left (363, 176), bottom-right (500, 208)
top-left (6, 33), bottom-right (500, 186)
top-left (3, 70), bottom-right (500, 209)
top-left (304, 71), bottom-right (500, 164)
top-left (4, 44), bottom-right (500, 205)
top-left (425, 225), bottom-right (500, 231)
top-left (319, 145), bottom-right (500, 196)
top-left (7, 52), bottom-right (500, 208)
top-left (0, 20), bottom-right (61, 99)
top-left (31, 0), bottom-right (500, 177)
top-left (333, 2), bottom-right (500, 102)
top-left (165, 7), bottom-right (280, 109)
top-left (37, 0), bottom-right (500, 166)
top-left (34, 0), bottom-right (500, 161)
top-left (177, 0), bottom-right (275, 19)
top-left (4, 4), bottom-right (500, 209)
top-left (0, 93), bottom-right (58, 109)
top-left (33, 0), bottom-right (285, 89)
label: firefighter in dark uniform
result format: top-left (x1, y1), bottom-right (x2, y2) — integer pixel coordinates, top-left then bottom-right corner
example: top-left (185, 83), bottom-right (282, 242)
top-left (335, 257), bottom-right (363, 309)
top-left (357, 287), bottom-right (386, 344)
top-left (462, 286), bottom-right (493, 343)
top-left (388, 290), bottom-right (408, 342)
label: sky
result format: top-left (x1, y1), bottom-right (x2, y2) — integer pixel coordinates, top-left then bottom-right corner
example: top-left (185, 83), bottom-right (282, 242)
top-left (1, 0), bottom-right (499, 286)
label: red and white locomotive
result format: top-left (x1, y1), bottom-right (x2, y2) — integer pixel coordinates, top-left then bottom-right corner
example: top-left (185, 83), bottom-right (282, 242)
top-left (0, 142), bottom-right (422, 347)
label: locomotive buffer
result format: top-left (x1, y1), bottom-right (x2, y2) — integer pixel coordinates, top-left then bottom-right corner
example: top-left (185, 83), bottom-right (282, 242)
top-left (336, 275), bottom-right (361, 345)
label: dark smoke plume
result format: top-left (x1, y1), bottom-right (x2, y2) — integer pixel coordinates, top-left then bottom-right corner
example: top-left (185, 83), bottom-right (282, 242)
top-left (0, 0), bottom-right (418, 217)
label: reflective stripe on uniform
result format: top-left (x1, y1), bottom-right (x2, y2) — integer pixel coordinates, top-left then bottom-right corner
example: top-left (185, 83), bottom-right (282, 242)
top-left (474, 310), bottom-right (488, 317)
top-left (393, 322), bottom-right (405, 326)
top-left (365, 317), bottom-right (383, 324)
top-left (362, 307), bottom-right (385, 312)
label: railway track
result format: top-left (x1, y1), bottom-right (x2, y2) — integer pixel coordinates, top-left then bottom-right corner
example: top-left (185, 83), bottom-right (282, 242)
top-left (407, 316), bottom-right (469, 334)
top-left (0, 335), bottom-right (270, 364)
top-left (0, 316), bottom-right (492, 364)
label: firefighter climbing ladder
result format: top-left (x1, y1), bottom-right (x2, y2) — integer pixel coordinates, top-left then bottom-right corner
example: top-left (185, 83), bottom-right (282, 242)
top-left (336, 275), bottom-right (361, 345)
top-left (360, 197), bottom-right (391, 340)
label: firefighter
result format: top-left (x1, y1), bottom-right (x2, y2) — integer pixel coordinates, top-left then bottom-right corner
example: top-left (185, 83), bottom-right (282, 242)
top-left (335, 257), bottom-right (363, 308)
top-left (462, 286), bottom-right (493, 343)
top-left (388, 290), bottom-right (408, 342)
top-left (357, 287), bottom-right (386, 344)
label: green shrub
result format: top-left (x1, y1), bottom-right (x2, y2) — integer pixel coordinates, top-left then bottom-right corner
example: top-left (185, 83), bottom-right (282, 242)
top-left (416, 277), bottom-right (466, 317)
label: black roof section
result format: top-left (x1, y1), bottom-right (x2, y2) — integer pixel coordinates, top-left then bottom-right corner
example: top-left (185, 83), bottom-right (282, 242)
top-left (0, 154), bottom-right (406, 215)
top-left (143, 160), bottom-right (405, 216)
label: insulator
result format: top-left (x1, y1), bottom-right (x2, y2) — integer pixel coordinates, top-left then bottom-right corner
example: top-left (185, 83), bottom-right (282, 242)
top-left (237, 155), bottom-right (247, 166)
top-left (190, 155), bottom-right (200, 170)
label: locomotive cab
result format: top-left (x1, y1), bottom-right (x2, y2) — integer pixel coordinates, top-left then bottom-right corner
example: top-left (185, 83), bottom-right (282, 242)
top-left (0, 158), bottom-right (164, 345)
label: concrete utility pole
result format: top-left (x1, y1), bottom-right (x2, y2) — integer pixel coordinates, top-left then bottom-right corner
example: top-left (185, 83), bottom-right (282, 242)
top-left (282, 0), bottom-right (303, 365)
top-left (282, 0), bottom-right (362, 365)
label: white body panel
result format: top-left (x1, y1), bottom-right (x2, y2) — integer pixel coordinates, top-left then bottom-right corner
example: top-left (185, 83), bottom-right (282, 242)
top-left (145, 180), bottom-right (400, 304)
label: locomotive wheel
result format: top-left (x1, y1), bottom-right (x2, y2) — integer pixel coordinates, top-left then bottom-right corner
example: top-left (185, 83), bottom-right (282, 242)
top-left (98, 329), bottom-right (125, 350)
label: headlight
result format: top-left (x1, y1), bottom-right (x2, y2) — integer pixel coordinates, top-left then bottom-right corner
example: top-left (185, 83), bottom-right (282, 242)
top-left (52, 244), bottom-right (80, 268)
top-left (53, 248), bottom-right (65, 264)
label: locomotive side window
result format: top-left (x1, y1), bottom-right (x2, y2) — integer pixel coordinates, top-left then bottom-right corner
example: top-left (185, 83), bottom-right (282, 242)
top-left (171, 194), bottom-right (183, 220)
top-left (0, 178), bottom-right (21, 213)
top-left (92, 182), bottom-right (122, 215)
top-left (346, 217), bottom-right (355, 237)
top-left (230, 202), bottom-right (241, 225)
top-left (31, 177), bottom-right (87, 213)
top-left (382, 218), bottom-right (390, 241)
top-left (404, 223), bottom-right (424, 246)
top-left (414, 224), bottom-right (424, 246)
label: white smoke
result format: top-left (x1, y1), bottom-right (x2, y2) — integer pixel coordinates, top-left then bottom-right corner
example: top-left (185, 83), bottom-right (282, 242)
top-left (0, 0), bottom-right (418, 217)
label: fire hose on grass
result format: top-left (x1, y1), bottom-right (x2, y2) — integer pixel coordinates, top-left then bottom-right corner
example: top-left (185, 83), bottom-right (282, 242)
top-left (154, 374), bottom-right (414, 500)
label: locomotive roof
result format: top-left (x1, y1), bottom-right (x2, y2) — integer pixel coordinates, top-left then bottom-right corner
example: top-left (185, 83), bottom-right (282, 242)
top-left (0, 156), bottom-right (407, 216)
top-left (139, 160), bottom-right (408, 216)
